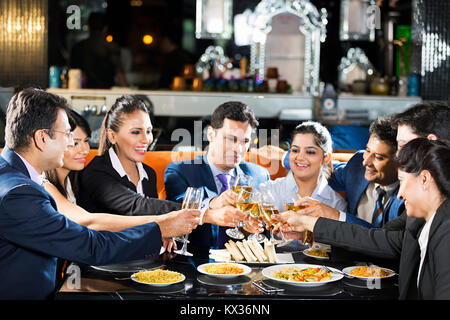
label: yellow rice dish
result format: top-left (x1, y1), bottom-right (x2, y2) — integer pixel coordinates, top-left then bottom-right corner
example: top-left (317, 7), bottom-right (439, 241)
top-left (203, 263), bottom-right (244, 275)
top-left (349, 266), bottom-right (391, 278)
top-left (133, 269), bottom-right (184, 283)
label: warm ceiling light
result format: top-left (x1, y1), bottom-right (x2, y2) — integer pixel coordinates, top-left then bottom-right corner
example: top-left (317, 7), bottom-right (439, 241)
top-left (142, 34), bottom-right (153, 45)
top-left (130, 0), bottom-right (142, 7)
top-left (106, 35), bottom-right (113, 42)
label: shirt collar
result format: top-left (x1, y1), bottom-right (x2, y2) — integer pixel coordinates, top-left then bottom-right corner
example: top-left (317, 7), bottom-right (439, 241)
top-left (109, 147), bottom-right (148, 181)
top-left (376, 181), bottom-right (399, 195)
top-left (285, 171), bottom-right (333, 201)
top-left (206, 152), bottom-right (235, 178)
top-left (14, 152), bottom-right (44, 186)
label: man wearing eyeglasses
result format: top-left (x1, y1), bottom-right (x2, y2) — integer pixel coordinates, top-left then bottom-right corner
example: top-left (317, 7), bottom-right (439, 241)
top-left (0, 88), bottom-right (180, 299)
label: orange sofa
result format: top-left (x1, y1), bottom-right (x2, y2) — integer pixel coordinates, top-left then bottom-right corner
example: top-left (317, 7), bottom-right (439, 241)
top-left (0, 147), bottom-right (353, 199)
top-left (84, 150), bottom-right (353, 199)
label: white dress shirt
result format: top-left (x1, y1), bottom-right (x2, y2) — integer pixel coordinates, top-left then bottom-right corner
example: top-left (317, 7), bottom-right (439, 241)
top-left (417, 212), bottom-right (436, 287)
top-left (258, 171), bottom-right (348, 212)
top-left (108, 147), bottom-right (148, 196)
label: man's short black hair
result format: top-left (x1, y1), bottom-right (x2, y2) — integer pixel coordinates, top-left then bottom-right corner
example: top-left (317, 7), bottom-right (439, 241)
top-left (393, 101), bottom-right (450, 140)
top-left (369, 115), bottom-right (397, 152)
top-left (210, 101), bottom-right (258, 130)
top-left (5, 88), bottom-right (71, 152)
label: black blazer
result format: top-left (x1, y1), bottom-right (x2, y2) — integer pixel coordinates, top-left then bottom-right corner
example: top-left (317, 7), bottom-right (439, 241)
top-left (78, 152), bottom-right (181, 216)
top-left (314, 198), bottom-right (450, 300)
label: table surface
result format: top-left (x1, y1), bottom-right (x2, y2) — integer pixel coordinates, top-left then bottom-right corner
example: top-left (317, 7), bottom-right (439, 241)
top-left (56, 241), bottom-right (399, 301)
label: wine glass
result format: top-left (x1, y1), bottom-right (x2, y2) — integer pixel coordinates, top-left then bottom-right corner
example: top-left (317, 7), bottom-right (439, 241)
top-left (232, 173), bottom-right (253, 195)
top-left (246, 190), bottom-right (266, 243)
top-left (174, 187), bottom-right (203, 256)
top-left (226, 174), bottom-right (253, 240)
top-left (226, 187), bottom-right (251, 240)
top-left (259, 190), bottom-right (291, 247)
top-left (285, 195), bottom-right (313, 247)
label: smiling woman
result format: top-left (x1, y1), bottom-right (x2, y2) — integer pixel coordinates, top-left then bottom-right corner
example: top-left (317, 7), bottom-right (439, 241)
top-left (258, 121), bottom-right (347, 213)
top-left (77, 95), bottom-right (181, 216)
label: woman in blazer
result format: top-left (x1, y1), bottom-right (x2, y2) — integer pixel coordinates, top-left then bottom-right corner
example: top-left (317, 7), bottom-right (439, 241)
top-left (44, 109), bottom-right (198, 237)
top-left (77, 95), bottom-right (181, 216)
top-left (273, 138), bottom-right (450, 299)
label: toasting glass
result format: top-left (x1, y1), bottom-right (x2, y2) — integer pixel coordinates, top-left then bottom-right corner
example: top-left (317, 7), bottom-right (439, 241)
top-left (259, 190), bottom-right (291, 247)
top-left (226, 174), bottom-right (253, 240)
top-left (174, 187), bottom-right (203, 256)
top-left (285, 195), bottom-right (312, 246)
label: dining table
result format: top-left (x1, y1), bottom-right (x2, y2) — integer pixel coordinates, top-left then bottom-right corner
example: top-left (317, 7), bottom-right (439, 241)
top-left (55, 240), bottom-right (399, 307)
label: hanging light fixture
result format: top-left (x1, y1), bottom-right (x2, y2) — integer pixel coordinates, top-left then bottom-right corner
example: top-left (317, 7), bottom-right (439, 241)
top-left (195, 0), bottom-right (232, 39)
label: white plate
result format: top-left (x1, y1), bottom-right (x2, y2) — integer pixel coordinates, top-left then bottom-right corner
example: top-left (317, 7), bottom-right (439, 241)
top-left (262, 264), bottom-right (343, 287)
top-left (342, 266), bottom-right (396, 280)
top-left (302, 248), bottom-right (330, 260)
top-left (131, 271), bottom-right (186, 287)
top-left (197, 263), bottom-right (252, 279)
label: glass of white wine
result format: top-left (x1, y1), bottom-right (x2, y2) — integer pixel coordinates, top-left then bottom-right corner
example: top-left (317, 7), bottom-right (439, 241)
top-left (174, 187), bottom-right (203, 256)
top-left (226, 187), bottom-right (251, 240)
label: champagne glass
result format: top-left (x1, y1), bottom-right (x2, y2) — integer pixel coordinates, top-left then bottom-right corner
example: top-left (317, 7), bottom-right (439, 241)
top-left (226, 187), bottom-right (251, 240)
top-left (259, 190), bottom-right (291, 246)
top-left (174, 187), bottom-right (203, 256)
top-left (285, 195), bottom-right (313, 247)
top-left (247, 190), bottom-right (266, 243)
top-left (226, 174), bottom-right (253, 240)
top-left (232, 174), bottom-right (253, 195)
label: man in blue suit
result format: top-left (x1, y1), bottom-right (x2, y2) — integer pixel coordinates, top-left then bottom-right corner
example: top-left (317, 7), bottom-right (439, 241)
top-left (285, 116), bottom-right (404, 228)
top-left (0, 88), bottom-right (199, 299)
top-left (165, 102), bottom-right (269, 253)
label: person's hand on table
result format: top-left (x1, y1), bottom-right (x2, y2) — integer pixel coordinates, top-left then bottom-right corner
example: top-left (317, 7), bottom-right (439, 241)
top-left (162, 238), bottom-right (177, 252)
top-left (209, 190), bottom-right (237, 209)
top-left (294, 197), bottom-right (340, 220)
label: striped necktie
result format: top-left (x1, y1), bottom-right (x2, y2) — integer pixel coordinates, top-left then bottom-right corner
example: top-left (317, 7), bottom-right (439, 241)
top-left (372, 186), bottom-right (387, 226)
top-left (215, 173), bottom-right (231, 248)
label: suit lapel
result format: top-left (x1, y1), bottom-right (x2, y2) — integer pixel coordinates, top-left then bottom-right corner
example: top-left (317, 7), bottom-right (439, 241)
top-left (201, 154), bottom-right (219, 198)
top-left (399, 220), bottom-right (423, 299)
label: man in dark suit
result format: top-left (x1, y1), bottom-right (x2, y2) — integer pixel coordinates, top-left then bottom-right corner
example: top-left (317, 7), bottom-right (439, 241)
top-left (165, 101), bottom-right (269, 253)
top-left (290, 116), bottom-right (404, 228)
top-left (0, 89), bottom-right (198, 299)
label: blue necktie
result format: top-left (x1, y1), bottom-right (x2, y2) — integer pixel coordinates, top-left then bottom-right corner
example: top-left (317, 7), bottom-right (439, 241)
top-left (372, 186), bottom-right (387, 227)
top-left (215, 173), bottom-right (231, 248)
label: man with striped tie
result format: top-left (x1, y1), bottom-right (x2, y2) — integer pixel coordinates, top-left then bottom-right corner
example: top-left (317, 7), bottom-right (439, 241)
top-left (164, 101), bottom-right (270, 254)
top-left (292, 116), bottom-right (404, 228)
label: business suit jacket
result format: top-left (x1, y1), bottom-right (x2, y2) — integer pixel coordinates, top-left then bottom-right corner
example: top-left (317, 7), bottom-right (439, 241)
top-left (330, 151), bottom-right (405, 227)
top-left (78, 152), bottom-right (180, 216)
top-left (164, 154), bottom-right (270, 251)
top-left (314, 198), bottom-right (450, 299)
top-left (0, 147), bottom-right (163, 300)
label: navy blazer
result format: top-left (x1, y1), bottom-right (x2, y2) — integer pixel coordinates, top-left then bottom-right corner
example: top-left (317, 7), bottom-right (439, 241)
top-left (329, 151), bottom-right (405, 227)
top-left (164, 154), bottom-right (270, 251)
top-left (0, 147), bottom-right (163, 300)
top-left (314, 199), bottom-right (450, 299)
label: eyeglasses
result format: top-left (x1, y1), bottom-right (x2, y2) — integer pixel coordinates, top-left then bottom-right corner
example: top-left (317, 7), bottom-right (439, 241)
top-left (44, 129), bottom-right (74, 140)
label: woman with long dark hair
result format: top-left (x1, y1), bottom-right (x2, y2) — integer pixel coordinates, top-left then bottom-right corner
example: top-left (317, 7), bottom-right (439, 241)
top-left (43, 108), bottom-right (200, 240)
top-left (273, 138), bottom-right (450, 299)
